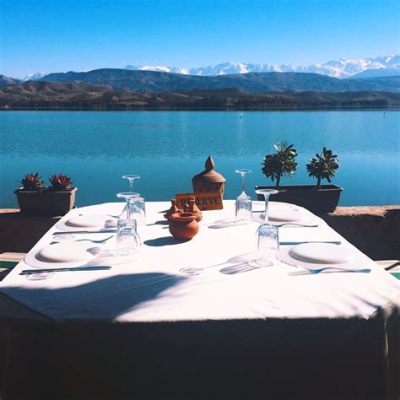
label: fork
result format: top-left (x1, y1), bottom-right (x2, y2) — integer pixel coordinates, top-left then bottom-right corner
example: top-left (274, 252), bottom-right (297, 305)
top-left (51, 235), bottom-right (114, 245)
top-left (288, 265), bottom-right (371, 275)
top-left (274, 222), bottom-right (318, 228)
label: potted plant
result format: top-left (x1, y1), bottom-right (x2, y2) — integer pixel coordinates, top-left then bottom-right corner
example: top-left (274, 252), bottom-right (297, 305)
top-left (261, 141), bottom-right (298, 188)
top-left (256, 144), bottom-right (343, 213)
top-left (15, 172), bottom-right (77, 215)
top-left (307, 147), bottom-right (339, 189)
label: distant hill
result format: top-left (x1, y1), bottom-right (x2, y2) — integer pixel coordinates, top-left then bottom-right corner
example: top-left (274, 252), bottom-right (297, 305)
top-left (1, 81), bottom-right (399, 110)
top-left (39, 69), bottom-right (400, 93)
top-left (350, 69), bottom-right (400, 79)
top-left (0, 74), bottom-right (20, 87)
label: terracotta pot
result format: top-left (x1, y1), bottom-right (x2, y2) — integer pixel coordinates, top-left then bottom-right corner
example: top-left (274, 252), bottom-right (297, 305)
top-left (168, 212), bottom-right (199, 240)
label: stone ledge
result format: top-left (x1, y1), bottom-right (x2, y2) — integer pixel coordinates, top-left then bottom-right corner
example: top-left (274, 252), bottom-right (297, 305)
top-left (0, 209), bottom-right (61, 253)
top-left (319, 206), bottom-right (400, 261)
top-left (328, 205), bottom-right (400, 217)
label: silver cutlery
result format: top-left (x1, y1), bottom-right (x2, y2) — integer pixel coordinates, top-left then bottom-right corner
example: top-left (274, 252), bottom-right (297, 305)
top-left (51, 235), bottom-right (114, 245)
top-left (53, 229), bottom-right (116, 235)
top-left (280, 240), bottom-right (341, 245)
top-left (289, 266), bottom-right (371, 275)
top-left (283, 258), bottom-right (371, 275)
top-left (20, 266), bottom-right (112, 275)
top-left (274, 223), bottom-right (318, 228)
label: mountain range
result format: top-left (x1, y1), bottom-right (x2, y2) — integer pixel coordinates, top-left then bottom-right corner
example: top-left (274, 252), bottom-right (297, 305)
top-left (1, 54), bottom-right (399, 109)
top-left (34, 69), bottom-right (400, 93)
top-left (126, 55), bottom-right (400, 79)
top-left (11, 54), bottom-right (400, 81)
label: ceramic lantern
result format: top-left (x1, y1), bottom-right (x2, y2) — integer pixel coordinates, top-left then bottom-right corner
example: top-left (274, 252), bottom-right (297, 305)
top-left (192, 156), bottom-right (226, 197)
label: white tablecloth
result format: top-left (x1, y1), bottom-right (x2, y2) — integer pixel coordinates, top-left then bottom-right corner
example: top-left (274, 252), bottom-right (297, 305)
top-left (1, 201), bottom-right (400, 400)
top-left (1, 200), bottom-right (399, 322)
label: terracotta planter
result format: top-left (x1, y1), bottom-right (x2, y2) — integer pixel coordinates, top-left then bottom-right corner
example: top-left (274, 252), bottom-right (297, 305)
top-left (255, 184), bottom-right (342, 213)
top-left (168, 212), bottom-right (199, 240)
top-left (15, 187), bottom-right (77, 215)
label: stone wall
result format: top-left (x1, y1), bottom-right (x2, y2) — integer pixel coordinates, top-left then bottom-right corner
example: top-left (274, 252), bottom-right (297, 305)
top-left (320, 206), bottom-right (400, 260)
top-left (0, 209), bottom-right (60, 254)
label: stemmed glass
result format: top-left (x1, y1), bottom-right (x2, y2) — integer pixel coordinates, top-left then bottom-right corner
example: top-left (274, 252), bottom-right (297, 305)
top-left (255, 188), bottom-right (278, 222)
top-left (120, 174), bottom-right (141, 219)
top-left (122, 174), bottom-right (140, 192)
top-left (116, 192), bottom-right (140, 220)
top-left (235, 169), bottom-right (252, 221)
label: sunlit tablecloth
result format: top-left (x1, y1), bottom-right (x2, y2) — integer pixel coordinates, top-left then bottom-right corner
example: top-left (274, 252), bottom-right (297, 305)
top-left (0, 201), bottom-right (399, 400)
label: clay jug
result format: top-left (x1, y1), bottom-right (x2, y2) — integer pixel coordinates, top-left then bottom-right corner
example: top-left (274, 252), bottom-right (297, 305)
top-left (168, 212), bottom-right (199, 240)
top-left (165, 199), bottom-right (181, 220)
top-left (188, 197), bottom-right (202, 221)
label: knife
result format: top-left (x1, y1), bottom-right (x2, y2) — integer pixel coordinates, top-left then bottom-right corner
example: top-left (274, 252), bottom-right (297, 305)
top-left (53, 229), bottom-right (117, 235)
top-left (20, 266), bottom-right (112, 275)
top-left (279, 240), bottom-right (341, 245)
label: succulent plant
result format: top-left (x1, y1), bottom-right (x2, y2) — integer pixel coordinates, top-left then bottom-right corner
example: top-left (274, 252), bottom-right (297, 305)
top-left (21, 172), bottom-right (45, 191)
top-left (306, 147), bottom-right (339, 189)
top-left (49, 174), bottom-right (73, 190)
top-left (262, 141), bottom-right (298, 188)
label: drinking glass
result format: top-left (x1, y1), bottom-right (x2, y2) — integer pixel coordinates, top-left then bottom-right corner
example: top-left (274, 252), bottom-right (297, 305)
top-left (255, 188), bottom-right (278, 222)
top-left (128, 196), bottom-right (146, 225)
top-left (249, 224), bottom-right (280, 267)
top-left (235, 169), bottom-right (252, 221)
top-left (116, 219), bottom-right (141, 256)
top-left (116, 192), bottom-right (140, 220)
top-left (122, 174), bottom-right (140, 192)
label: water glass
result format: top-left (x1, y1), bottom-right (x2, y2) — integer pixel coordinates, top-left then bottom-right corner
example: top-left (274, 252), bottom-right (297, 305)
top-left (235, 194), bottom-right (252, 221)
top-left (249, 224), bottom-right (280, 267)
top-left (129, 196), bottom-right (146, 225)
top-left (116, 219), bottom-right (142, 255)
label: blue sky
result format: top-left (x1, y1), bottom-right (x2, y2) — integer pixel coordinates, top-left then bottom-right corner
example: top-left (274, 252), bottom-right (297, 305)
top-left (0, 0), bottom-right (399, 78)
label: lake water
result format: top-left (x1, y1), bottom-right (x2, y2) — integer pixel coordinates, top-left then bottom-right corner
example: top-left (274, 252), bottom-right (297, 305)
top-left (0, 110), bottom-right (399, 208)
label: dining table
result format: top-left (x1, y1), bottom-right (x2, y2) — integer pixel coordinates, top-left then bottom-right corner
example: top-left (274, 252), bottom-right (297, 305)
top-left (0, 200), bottom-right (399, 400)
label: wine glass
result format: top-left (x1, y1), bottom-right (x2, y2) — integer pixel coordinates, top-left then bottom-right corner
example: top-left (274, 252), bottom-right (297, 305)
top-left (122, 174), bottom-right (140, 192)
top-left (255, 188), bottom-right (278, 222)
top-left (116, 192), bottom-right (140, 220)
top-left (235, 169), bottom-right (252, 221)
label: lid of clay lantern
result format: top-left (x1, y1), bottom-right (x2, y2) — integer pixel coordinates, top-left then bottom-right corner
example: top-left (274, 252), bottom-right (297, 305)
top-left (192, 156), bottom-right (226, 185)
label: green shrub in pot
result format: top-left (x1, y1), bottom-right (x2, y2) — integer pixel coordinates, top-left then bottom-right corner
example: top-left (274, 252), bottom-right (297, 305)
top-left (261, 141), bottom-right (298, 188)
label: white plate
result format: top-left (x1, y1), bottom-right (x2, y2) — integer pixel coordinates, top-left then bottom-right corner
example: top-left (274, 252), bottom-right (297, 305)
top-left (268, 209), bottom-right (307, 223)
top-left (24, 242), bottom-right (106, 268)
top-left (55, 214), bottom-right (117, 232)
top-left (281, 243), bottom-right (358, 271)
top-left (252, 209), bottom-right (316, 226)
top-left (24, 242), bottom-right (139, 269)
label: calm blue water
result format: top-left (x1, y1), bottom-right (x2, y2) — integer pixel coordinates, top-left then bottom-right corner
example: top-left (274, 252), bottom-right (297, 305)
top-left (0, 111), bottom-right (399, 208)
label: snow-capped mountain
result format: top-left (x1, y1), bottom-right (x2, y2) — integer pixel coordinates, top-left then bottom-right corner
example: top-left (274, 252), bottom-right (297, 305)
top-left (23, 72), bottom-right (47, 81)
top-left (126, 55), bottom-right (400, 78)
top-left (125, 65), bottom-right (188, 74)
